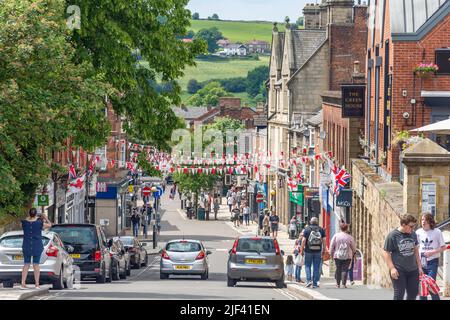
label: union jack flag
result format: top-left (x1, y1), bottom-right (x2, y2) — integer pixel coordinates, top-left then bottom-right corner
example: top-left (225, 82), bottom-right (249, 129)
top-left (334, 167), bottom-right (351, 196)
top-left (68, 164), bottom-right (77, 180)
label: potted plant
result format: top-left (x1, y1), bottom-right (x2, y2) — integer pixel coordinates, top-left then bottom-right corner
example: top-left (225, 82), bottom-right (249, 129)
top-left (414, 63), bottom-right (439, 78)
top-left (378, 151), bottom-right (387, 165)
top-left (392, 130), bottom-right (410, 150)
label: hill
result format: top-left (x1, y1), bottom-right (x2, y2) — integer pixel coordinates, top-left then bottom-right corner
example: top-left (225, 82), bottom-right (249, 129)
top-left (189, 19), bottom-right (284, 43)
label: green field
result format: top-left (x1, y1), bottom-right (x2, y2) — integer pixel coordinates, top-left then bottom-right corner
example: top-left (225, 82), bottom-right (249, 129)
top-left (189, 19), bottom-right (284, 43)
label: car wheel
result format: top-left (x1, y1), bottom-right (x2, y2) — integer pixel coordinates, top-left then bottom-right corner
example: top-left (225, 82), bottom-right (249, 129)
top-left (275, 277), bottom-right (285, 288)
top-left (3, 281), bottom-right (14, 288)
top-left (227, 277), bottom-right (236, 287)
top-left (52, 266), bottom-right (64, 290)
top-left (160, 273), bottom-right (169, 279)
top-left (106, 264), bottom-right (113, 283)
top-left (64, 271), bottom-right (75, 289)
top-left (201, 270), bottom-right (208, 280)
top-left (141, 254), bottom-right (148, 267)
top-left (126, 263), bottom-right (131, 276)
top-left (96, 264), bottom-right (107, 283)
top-left (120, 263), bottom-right (127, 280)
top-left (112, 262), bottom-right (120, 281)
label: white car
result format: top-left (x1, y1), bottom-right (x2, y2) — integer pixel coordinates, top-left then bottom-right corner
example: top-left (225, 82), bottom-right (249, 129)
top-left (0, 230), bottom-right (75, 290)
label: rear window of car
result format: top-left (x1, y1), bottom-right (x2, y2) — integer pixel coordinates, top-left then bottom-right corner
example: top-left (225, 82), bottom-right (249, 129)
top-left (166, 242), bottom-right (202, 252)
top-left (237, 238), bottom-right (276, 253)
top-left (0, 236), bottom-right (50, 248)
top-left (51, 227), bottom-right (97, 246)
top-left (115, 237), bottom-right (134, 246)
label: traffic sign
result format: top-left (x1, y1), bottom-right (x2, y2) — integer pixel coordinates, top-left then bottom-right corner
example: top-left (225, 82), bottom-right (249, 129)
top-left (156, 186), bottom-right (163, 194)
top-left (142, 186), bottom-right (151, 196)
top-left (37, 195), bottom-right (49, 206)
top-left (128, 185), bottom-right (134, 193)
top-left (154, 189), bottom-right (162, 199)
top-left (256, 193), bottom-right (264, 203)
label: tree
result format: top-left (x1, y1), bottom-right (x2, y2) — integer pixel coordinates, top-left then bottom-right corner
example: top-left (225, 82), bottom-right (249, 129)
top-left (211, 14), bottom-right (219, 20)
top-left (187, 79), bottom-right (202, 94)
top-left (219, 77), bottom-right (247, 93)
top-left (193, 27), bottom-right (223, 53)
top-left (246, 66), bottom-right (270, 98)
top-left (203, 117), bottom-right (245, 156)
top-left (187, 82), bottom-right (231, 106)
top-left (192, 12), bottom-right (200, 20)
top-left (0, 0), bottom-right (114, 216)
top-left (67, 0), bottom-right (207, 150)
top-left (296, 17), bottom-right (304, 29)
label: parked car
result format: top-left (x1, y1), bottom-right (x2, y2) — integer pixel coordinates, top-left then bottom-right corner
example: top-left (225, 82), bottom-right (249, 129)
top-left (50, 224), bottom-right (113, 283)
top-left (119, 236), bottom-right (148, 269)
top-left (111, 237), bottom-right (131, 278)
top-left (160, 239), bottom-right (211, 280)
top-left (227, 235), bottom-right (285, 288)
top-left (0, 230), bottom-right (75, 290)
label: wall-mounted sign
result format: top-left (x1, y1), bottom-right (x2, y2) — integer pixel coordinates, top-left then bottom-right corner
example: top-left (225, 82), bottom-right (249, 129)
top-left (304, 187), bottom-right (320, 199)
top-left (253, 115), bottom-right (268, 127)
top-left (341, 84), bottom-right (365, 118)
top-left (37, 195), bottom-right (49, 206)
top-left (420, 179), bottom-right (437, 216)
top-left (436, 49), bottom-right (450, 75)
top-left (336, 189), bottom-right (353, 207)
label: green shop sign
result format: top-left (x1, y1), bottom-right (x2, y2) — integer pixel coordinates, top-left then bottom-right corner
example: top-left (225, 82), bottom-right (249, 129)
top-left (289, 185), bottom-right (304, 206)
top-left (37, 194), bottom-right (49, 206)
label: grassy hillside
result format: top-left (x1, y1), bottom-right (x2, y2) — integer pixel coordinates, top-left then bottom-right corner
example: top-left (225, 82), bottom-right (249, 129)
top-left (189, 19), bottom-right (284, 43)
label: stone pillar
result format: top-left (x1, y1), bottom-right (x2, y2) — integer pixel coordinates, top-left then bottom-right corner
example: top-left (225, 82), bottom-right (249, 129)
top-left (402, 139), bottom-right (450, 222)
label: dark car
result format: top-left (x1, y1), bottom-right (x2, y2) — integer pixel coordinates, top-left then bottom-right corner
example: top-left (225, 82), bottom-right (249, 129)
top-left (111, 238), bottom-right (131, 279)
top-left (119, 236), bottom-right (148, 269)
top-left (51, 224), bottom-right (113, 283)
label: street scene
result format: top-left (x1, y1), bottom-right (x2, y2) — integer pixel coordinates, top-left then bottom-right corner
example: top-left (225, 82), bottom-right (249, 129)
top-left (1, 0), bottom-right (450, 304)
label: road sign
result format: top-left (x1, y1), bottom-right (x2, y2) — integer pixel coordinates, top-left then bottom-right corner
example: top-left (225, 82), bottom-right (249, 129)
top-left (37, 195), bottom-right (49, 206)
top-left (142, 186), bottom-right (151, 196)
top-left (256, 193), bottom-right (264, 203)
top-left (128, 185), bottom-right (134, 193)
top-left (156, 186), bottom-right (163, 194)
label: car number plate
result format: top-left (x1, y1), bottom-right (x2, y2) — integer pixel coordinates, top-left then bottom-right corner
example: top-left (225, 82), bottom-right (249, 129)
top-left (245, 259), bottom-right (265, 265)
top-left (70, 254), bottom-right (81, 259)
top-left (13, 255), bottom-right (23, 261)
top-left (174, 265), bottom-right (191, 270)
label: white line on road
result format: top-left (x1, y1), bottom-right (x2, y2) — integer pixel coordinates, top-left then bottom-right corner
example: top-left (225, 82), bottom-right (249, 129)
top-left (177, 208), bottom-right (187, 221)
top-left (130, 256), bottom-right (160, 280)
top-left (215, 249), bottom-right (228, 252)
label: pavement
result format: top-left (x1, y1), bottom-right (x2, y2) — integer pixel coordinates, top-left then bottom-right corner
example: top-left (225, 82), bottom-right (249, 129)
top-left (216, 199), bottom-right (450, 301)
top-left (0, 285), bottom-right (49, 300)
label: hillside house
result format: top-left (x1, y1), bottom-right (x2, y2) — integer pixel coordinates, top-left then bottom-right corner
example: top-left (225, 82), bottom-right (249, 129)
top-left (246, 39), bottom-right (271, 54)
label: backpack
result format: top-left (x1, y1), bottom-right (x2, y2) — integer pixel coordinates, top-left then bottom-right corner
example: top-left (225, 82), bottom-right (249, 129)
top-left (336, 242), bottom-right (349, 260)
top-left (307, 226), bottom-right (322, 251)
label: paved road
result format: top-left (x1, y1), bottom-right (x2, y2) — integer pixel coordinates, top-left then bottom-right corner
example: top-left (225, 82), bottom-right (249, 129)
top-left (31, 192), bottom-right (301, 300)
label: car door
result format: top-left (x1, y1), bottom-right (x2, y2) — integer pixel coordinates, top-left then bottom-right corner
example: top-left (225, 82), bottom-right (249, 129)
top-left (135, 239), bottom-right (142, 264)
top-left (54, 235), bottom-right (73, 280)
top-left (99, 228), bottom-right (110, 270)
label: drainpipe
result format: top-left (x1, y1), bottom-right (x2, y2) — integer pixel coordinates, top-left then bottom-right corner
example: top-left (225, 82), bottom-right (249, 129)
top-left (374, 56), bottom-right (382, 168)
top-left (366, 59), bottom-right (373, 159)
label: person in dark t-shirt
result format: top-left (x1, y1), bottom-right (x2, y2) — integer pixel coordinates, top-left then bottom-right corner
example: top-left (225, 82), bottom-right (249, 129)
top-left (383, 214), bottom-right (423, 300)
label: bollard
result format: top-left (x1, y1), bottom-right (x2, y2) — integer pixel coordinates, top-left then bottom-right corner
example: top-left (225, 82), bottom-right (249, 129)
top-left (444, 245), bottom-right (450, 297)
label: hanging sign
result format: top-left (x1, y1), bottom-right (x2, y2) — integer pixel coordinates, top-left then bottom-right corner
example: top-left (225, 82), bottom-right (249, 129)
top-left (341, 84), bottom-right (365, 118)
top-left (336, 189), bottom-right (353, 207)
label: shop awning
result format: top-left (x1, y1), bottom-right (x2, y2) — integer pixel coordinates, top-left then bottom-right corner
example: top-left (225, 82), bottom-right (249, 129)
top-left (421, 91), bottom-right (450, 107)
top-left (410, 117), bottom-right (450, 135)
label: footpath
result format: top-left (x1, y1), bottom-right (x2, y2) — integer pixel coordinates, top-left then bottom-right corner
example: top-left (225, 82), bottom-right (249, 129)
top-left (215, 200), bottom-right (449, 301)
top-left (0, 285), bottom-right (49, 300)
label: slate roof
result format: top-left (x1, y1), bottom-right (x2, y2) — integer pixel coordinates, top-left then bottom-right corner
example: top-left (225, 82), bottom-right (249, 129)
top-left (171, 106), bottom-right (213, 120)
top-left (291, 29), bottom-right (327, 69)
top-left (306, 109), bottom-right (323, 127)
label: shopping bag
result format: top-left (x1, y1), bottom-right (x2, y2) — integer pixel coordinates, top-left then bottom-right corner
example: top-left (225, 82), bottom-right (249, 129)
top-left (423, 274), bottom-right (440, 295)
top-left (419, 275), bottom-right (429, 297)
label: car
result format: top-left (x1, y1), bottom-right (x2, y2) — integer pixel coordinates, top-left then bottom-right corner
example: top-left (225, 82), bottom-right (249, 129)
top-left (0, 230), bottom-right (75, 290)
top-left (110, 237), bottom-right (131, 279)
top-left (50, 224), bottom-right (113, 283)
top-left (160, 239), bottom-right (211, 280)
top-left (119, 236), bottom-right (148, 269)
top-left (227, 235), bottom-right (285, 288)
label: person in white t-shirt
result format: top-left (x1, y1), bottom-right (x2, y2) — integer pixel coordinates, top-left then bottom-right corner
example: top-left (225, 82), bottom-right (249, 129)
top-left (415, 213), bottom-right (447, 300)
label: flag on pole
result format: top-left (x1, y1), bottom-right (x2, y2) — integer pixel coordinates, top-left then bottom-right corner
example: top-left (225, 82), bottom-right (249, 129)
top-left (333, 168), bottom-right (351, 196)
top-left (69, 165), bottom-right (77, 180)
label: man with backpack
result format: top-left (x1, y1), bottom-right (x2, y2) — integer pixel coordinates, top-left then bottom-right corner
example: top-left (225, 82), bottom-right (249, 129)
top-left (330, 223), bottom-right (356, 288)
top-left (299, 217), bottom-right (326, 288)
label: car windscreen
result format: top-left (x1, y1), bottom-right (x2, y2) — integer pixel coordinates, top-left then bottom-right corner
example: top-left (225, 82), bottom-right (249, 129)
top-left (237, 238), bottom-right (276, 253)
top-left (166, 242), bottom-right (202, 252)
top-left (0, 236), bottom-right (50, 248)
top-left (115, 237), bottom-right (134, 246)
top-left (51, 227), bottom-right (97, 247)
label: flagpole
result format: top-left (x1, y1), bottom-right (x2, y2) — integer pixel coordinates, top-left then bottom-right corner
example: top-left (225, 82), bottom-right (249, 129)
top-left (85, 151), bottom-right (89, 223)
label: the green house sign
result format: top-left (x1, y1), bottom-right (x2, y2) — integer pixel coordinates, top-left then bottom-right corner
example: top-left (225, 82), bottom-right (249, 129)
top-left (37, 195), bottom-right (49, 206)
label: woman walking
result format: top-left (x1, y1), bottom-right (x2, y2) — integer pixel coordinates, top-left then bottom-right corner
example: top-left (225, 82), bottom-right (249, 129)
top-left (416, 213), bottom-right (446, 300)
top-left (263, 212), bottom-right (271, 236)
top-left (294, 237), bottom-right (304, 283)
top-left (21, 208), bottom-right (52, 289)
top-left (383, 214), bottom-right (423, 300)
top-left (330, 223), bottom-right (356, 288)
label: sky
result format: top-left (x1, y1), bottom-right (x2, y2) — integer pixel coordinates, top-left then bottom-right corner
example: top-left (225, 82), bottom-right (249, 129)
top-left (186, 0), bottom-right (312, 22)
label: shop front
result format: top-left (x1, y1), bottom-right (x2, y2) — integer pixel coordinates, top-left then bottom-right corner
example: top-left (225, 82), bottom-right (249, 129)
top-left (65, 186), bottom-right (86, 223)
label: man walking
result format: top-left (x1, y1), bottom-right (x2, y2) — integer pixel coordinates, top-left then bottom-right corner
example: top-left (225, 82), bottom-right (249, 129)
top-left (131, 209), bottom-right (141, 237)
top-left (269, 211), bottom-right (280, 238)
top-left (300, 217), bottom-right (326, 289)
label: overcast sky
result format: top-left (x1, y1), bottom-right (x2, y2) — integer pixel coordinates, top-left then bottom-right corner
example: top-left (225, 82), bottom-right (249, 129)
top-left (187, 0), bottom-right (313, 22)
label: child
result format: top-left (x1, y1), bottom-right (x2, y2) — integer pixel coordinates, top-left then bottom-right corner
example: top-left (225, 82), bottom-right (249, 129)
top-left (285, 255), bottom-right (294, 282)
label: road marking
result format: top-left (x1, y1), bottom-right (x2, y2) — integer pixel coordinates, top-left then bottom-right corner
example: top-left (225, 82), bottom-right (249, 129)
top-left (272, 286), bottom-right (299, 300)
top-left (215, 249), bottom-right (228, 252)
top-left (177, 208), bottom-right (187, 221)
top-left (130, 256), bottom-right (159, 280)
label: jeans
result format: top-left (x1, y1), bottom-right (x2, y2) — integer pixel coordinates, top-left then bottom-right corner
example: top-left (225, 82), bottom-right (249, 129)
top-left (334, 259), bottom-right (352, 286)
top-left (228, 205), bottom-right (232, 213)
top-left (133, 223), bottom-right (139, 237)
top-left (391, 269), bottom-right (419, 300)
top-left (243, 214), bottom-right (250, 225)
top-left (348, 258), bottom-right (354, 282)
top-left (142, 223), bottom-right (148, 237)
top-left (295, 265), bottom-right (302, 281)
top-left (304, 251), bottom-right (322, 287)
top-left (420, 258), bottom-right (440, 300)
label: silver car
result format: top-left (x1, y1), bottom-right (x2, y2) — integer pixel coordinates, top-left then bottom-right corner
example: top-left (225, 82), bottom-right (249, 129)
top-left (0, 231), bottom-right (75, 289)
top-left (227, 235), bottom-right (285, 288)
top-left (160, 239), bottom-right (212, 280)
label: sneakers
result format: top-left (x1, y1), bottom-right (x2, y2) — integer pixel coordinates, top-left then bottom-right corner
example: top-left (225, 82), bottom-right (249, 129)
top-left (350, 281), bottom-right (355, 285)
top-left (305, 281), bottom-right (312, 288)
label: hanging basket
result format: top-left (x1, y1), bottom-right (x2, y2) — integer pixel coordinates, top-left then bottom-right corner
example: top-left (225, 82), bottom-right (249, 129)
top-left (415, 70), bottom-right (435, 79)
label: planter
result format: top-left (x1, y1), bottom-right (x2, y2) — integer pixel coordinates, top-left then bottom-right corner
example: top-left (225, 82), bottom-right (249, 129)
top-left (415, 71), bottom-right (435, 79)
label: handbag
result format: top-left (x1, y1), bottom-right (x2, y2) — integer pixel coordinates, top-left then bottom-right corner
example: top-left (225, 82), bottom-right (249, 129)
top-left (294, 253), bottom-right (304, 266)
top-left (420, 274), bottom-right (440, 296)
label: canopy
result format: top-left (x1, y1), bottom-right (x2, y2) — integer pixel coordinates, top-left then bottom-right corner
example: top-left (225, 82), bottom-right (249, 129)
top-left (410, 118), bottom-right (450, 135)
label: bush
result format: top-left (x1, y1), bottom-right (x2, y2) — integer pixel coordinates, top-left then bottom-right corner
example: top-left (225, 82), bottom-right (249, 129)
top-left (187, 79), bottom-right (202, 94)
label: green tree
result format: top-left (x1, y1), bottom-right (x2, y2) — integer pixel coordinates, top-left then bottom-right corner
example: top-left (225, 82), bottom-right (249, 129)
top-left (67, 0), bottom-right (206, 150)
top-left (296, 17), bottom-right (304, 29)
top-left (193, 27), bottom-right (223, 53)
top-left (0, 0), bottom-right (114, 216)
top-left (187, 79), bottom-right (202, 94)
top-left (246, 66), bottom-right (269, 98)
top-left (211, 14), bottom-right (219, 20)
top-left (192, 12), bottom-right (200, 20)
top-left (137, 153), bottom-right (162, 178)
top-left (203, 116), bottom-right (245, 155)
top-left (187, 82), bottom-right (231, 106)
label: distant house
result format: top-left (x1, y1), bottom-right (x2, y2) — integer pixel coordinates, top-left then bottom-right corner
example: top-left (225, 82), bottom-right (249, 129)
top-left (223, 44), bottom-right (248, 56)
top-left (217, 39), bottom-right (231, 48)
top-left (246, 39), bottom-right (271, 54)
top-left (182, 38), bottom-right (193, 43)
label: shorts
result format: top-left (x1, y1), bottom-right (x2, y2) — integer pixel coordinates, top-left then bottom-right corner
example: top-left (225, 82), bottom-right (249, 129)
top-left (271, 224), bottom-right (279, 232)
top-left (24, 254), bottom-right (41, 265)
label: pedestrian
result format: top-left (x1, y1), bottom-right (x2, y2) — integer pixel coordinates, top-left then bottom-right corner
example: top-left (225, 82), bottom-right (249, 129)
top-left (383, 214), bottom-right (423, 300)
top-left (330, 223), bottom-right (356, 288)
top-left (131, 209), bottom-right (141, 237)
top-left (299, 217), bottom-right (326, 289)
top-left (285, 255), bottom-right (294, 282)
top-left (20, 208), bottom-right (52, 289)
top-left (213, 198), bottom-right (220, 220)
top-left (294, 237), bottom-right (305, 283)
top-left (142, 211), bottom-right (149, 239)
top-left (263, 212), bottom-right (271, 236)
top-left (232, 205), bottom-right (241, 227)
top-left (289, 216), bottom-right (297, 239)
top-left (416, 213), bottom-right (446, 300)
top-left (242, 202), bottom-right (250, 226)
top-left (236, 190), bottom-right (242, 208)
top-left (227, 195), bottom-right (234, 214)
top-left (269, 211), bottom-right (280, 238)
